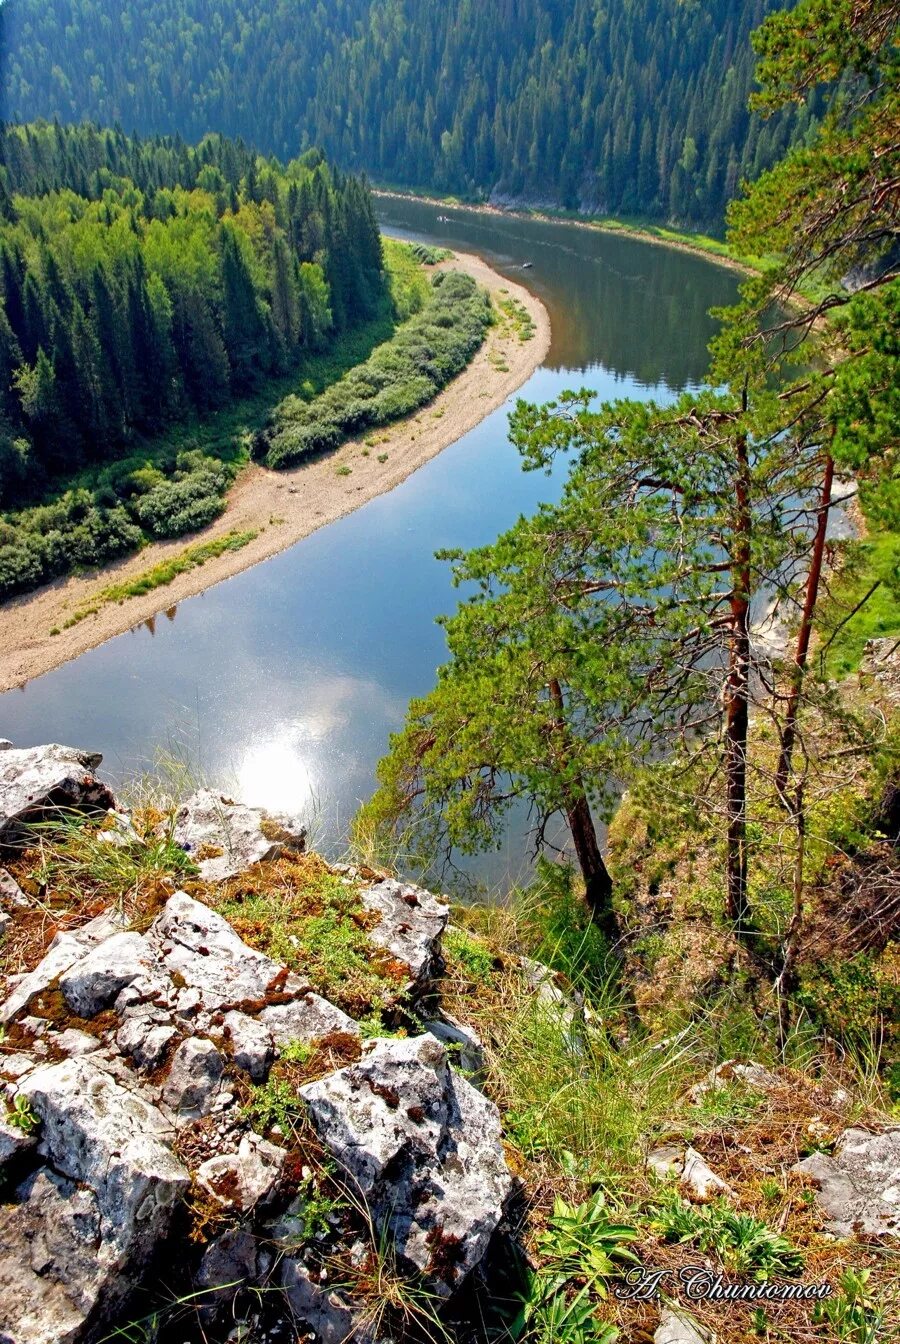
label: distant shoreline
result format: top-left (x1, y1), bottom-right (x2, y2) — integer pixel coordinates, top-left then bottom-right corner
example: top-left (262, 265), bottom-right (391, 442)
top-left (0, 252), bottom-right (549, 693)
top-left (374, 188), bottom-right (758, 277)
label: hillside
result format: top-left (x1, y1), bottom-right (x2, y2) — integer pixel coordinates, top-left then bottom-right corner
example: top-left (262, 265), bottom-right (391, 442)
top-left (0, 0), bottom-right (816, 227)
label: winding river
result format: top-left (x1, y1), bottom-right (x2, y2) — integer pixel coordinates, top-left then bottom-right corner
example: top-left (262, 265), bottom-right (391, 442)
top-left (0, 199), bottom-right (739, 888)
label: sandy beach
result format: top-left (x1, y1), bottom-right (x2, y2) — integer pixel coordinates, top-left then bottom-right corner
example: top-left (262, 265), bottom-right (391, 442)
top-left (0, 252), bottom-right (549, 692)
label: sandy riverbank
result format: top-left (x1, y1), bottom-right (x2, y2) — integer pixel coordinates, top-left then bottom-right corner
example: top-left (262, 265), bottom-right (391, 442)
top-left (0, 252), bottom-right (549, 692)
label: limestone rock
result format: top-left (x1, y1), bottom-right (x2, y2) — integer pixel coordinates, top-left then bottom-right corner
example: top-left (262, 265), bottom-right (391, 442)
top-left (358, 878), bottom-right (449, 989)
top-left (0, 909), bottom-right (9, 938)
top-left (0, 1168), bottom-right (106, 1344)
top-left (260, 994), bottom-right (360, 1048)
top-left (54, 1028), bottom-right (102, 1058)
top-left (0, 867), bottom-right (29, 909)
top-left (687, 1059), bottom-right (778, 1104)
top-left (655, 1308), bottom-right (715, 1344)
top-left (59, 931), bottom-right (154, 1018)
top-left (0, 1115), bottom-right (37, 1168)
top-left (0, 909), bottom-right (128, 1024)
top-left (96, 810), bottom-right (142, 849)
top-left (224, 1010), bottom-right (274, 1081)
top-left (196, 1229), bottom-right (260, 1317)
top-left (171, 789), bottom-right (305, 881)
top-left (0, 742), bottom-right (116, 849)
top-left (793, 1126), bottom-right (900, 1238)
top-left (279, 1259), bottom-right (373, 1344)
top-left (646, 1143), bottom-right (733, 1199)
top-left (197, 1132), bottom-right (285, 1211)
top-left (162, 1037), bottom-right (224, 1119)
top-left (422, 1010), bottom-right (485, 1080)
top-left (116, 1015), bottom-right (177, 1071)
top-left (301, 1034), bottom-right (512, 1295)
top-left (151, 890), bottom-right (285, 1012)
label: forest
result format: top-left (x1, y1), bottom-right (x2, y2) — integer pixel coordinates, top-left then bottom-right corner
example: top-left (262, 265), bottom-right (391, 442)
top-left (0, 122), bottom-right (386, 596)
top-left (0, 0), bottom-right (818, 227)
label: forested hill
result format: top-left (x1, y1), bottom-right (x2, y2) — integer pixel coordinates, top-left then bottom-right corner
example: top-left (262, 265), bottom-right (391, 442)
top-left (1, 0), bottom-right (816, 227)
top-left (0, 122), bottom-right (383, 520)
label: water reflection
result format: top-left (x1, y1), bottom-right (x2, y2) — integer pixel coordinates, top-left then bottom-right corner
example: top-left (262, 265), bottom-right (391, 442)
top-left (0, 202), bottom-right (740, 888)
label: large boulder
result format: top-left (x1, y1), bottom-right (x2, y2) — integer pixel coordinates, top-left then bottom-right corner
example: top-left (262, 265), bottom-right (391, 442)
top-left (793, 1126), bottom-right (900, 1238)
top-left (358, 878), bottom-right (449, 991)
top-left (1, 909), bottom-right (128, 1024)
top-left (0, 743), bottom-right (116, 849)
top-left (1, 1056), bottom-right (190, 1342)
top-left (171, 789), bottom-right (306, 881)
top-left (59, 931), bottom-right (155, 1018)
top-left (301, 1034), bottom-right (513, 1296)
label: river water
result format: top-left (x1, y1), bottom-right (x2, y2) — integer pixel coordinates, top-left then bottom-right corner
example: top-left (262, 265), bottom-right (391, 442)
top-left (0, 199), bottom-right (739, 888)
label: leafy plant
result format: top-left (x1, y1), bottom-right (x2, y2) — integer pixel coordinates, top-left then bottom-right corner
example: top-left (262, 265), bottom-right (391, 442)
top-left (538, 1190), bottom-right (640, 1297)
top-left (813, 1269), bottom-right (884, 1344)
top-left (5, 1094), bottom-right (39, 1133)
top-left (650, 1192), bottom-right (804, 1278)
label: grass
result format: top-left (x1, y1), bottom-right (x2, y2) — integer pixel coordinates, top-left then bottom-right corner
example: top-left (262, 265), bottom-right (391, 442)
top-left (819, 526), bottom-right (900, 678)
top-left (496, 294), bottom-right (537, 342)
top-left (58, 529), bottom-right (257, 629)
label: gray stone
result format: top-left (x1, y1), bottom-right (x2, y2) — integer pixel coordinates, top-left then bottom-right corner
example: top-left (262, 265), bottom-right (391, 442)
top-left (655, 1308), bottom-right (715, 1344)
top-left (0, 742), bottom-right (116, 849)
top-left (197, 1132), bottom-right (285, 1211)
top-left (279, 1259), bottom-right (373, 1344)
top-left (0, 1168), bottom-right (106, 1344)
top-left (0, 909), bottom-right (128, 1024)
top-left (0, 909), bottom-right (9, 938)
top-left (224, 1010), bottom-right (274, 1081)
top-left (162, 1037), bottom-right (224, 1118)
top-left (647, 1143), bottom-right (684, 1181)
top-left (96, 809), bottom-right (142, 848)
top-left (54, 1028), bottom-right (102, 1058)
top-left (520, 955), bottom-right (582, 1031)
top-left (171, 789), bottom-right (305, 882)
top-left (0, 867), bottom-right (29, 909)
top-left (196, 1229), bottom-right (260, 1317)
top-left (59, 931), bottom-right (154, 1018)
top-left (0, 1115), bottom-right (37, 1168)
top-left (151, 890), bottom-right (285, 1012)
top-left (116, 1015), bottom-right (178, 1070)
top-left (687, 1059), bottom-right (778, 1104)
top-left (358, 878), bottom-right (449, 990)
top-left (422, 1010), bottom-right (485, 1080)
top-left (260, 994), bottom-right (360, 1048)
top-left (646, 1143), bottom-right (733, 1199)
top-left (793, 1127), bottom-right (900, 1238)
top-left (301, 1034), bottom-right (512, 1295)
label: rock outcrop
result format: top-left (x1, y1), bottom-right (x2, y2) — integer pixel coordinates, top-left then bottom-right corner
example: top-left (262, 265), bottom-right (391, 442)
top-left (794, 1126), bottom-right (900, 1238)
top-left (301, 1034), bottom-right (513, 1295)
top-left (171, 788), bottom-right (306, 881)
top-left (0, 742), bottom-right (116, 848)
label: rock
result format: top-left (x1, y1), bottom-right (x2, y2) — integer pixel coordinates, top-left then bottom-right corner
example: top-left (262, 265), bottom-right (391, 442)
top-left (54, 1028), bottom-right (102, 1058)
top-left (9, 1056), bottom-right (189, 1340)
top-left (301, 1034), bottom-right (513, 1295)
top-left (151, 890), bottom-right (286, 1012)
top-left (0, 742), bottom-right (116, 849)
top-left (96, 809), bottom-right (142, 848)
top-left (59, 930), bottom-right (154, 1018)
top-left (260, 994), bottom-right (360, 1048)
top-left (655, 1308), bottom-right (715, 1344)
top-left (196, 1229), bottom-right (260, 1317)
top-left (116, 1015), bottom-right (177, 1070)
top-left (0, 868), bottom-right (29, 909)
top-left (519, 956), bottom-right (583, 1033)
top-left (162, 1037), bottom-right (224, 1119)
top-left (793, 1126), bottom-right (900, 1238)
top-left (358, 878), bottom-right (449, 990)
top-left (681, 1147), bottom-right (734, 1200)
top-left (0, 909), bottom-right (9, 938)
top-left (0, 1168), bottom-right (105, 1344)
top-left (0, 1115), bottom-right (37, 1168)
top-left (0, 908), bottom-right (128, 1024)
top-left (687, 1059), bottom-right (778, 1104)
top-left (646, 1143), bottom-right (733, 1199)
top-left (171, 789), bottom-right (305, 881)
top-left (197, 1133), bottom-right (285, 1211)
top-left (422, 1010), bottom-right (485, 1080)
top-left (279, 1259), bottom-right (373, 1344)
top-left (223, 1010), bottom-right (274, 1081)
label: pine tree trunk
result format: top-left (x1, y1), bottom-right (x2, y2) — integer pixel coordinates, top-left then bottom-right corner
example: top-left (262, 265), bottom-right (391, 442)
top-left (725, 433), bottom-right (752, 931)
top-left (547, 678), bottom-right (617, 935)
top-left (775, 452), bottom-right (835, 801)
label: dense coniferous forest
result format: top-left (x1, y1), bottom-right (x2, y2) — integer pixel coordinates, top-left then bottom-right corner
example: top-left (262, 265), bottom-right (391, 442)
top-left (0, 122), bottom-right (385, 593)
top-left (1, 0), bottom-right (816, 227)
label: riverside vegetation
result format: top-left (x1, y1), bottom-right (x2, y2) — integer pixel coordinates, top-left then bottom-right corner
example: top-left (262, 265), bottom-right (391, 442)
top-left (0, 124), bottom-right (494, 601)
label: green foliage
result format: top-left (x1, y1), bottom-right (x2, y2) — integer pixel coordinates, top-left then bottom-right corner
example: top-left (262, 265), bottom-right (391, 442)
top-left (796, 950), bottom-right (900, 1070)
top-left (443, 926), bottom-right (496, 984)
top-left (242, 1077), bottom-right (301, 1134)
top-left (5, 1093), bottom-right (39, 1133)
top-left (256, 268), bottom-right (490, 469)
top-left (3, 0), bottom-right (807, 228)
top-left (814, 1268), bottom-right (885, 1344)
top-left (649, 1192), bottom-right (805, 1278)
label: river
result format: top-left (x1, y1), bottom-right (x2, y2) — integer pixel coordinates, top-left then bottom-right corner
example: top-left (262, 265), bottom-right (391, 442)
top-left (0, 199), bottom-right (739, 890)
